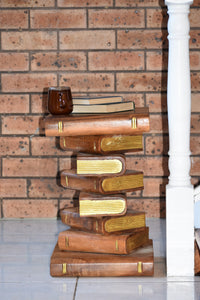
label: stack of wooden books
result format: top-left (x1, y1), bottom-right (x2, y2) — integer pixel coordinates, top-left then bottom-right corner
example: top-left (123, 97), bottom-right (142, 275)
top-left (44, 96), bottom-right (154, 277)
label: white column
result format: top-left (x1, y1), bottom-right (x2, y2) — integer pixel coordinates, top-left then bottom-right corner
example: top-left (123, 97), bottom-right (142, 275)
top-left (165, 0), bottom-right (194, 276)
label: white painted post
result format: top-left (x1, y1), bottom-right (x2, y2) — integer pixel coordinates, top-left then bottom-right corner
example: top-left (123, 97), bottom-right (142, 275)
top-left (165, 0), bottom-right (194, 276)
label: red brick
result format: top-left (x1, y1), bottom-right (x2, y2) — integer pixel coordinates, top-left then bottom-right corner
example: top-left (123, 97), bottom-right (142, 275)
top-left (58, 0), bottom-right (113, 7)
top-left (192, 93), bottom-right (200, 112)
top-left (191, 157), bottom-right (200, 176)
top-left (0, 94), bottom-right (29, 113)
top-left (146, 93), bottom-right (167, 113)
top-left (89, 9), bottom-right (145, 28)
top-left (31, 94), bottom-right (48, 113)
top-left (191, 136), bottom-right (200, 155)
top-left (150, 114), bottom-right (168, 133)
top-left (127, 198), bottom-right (165, 218)
top-left (0, 137), bottom-right (29, 156)
top-left (3, 199), bottom-right (58, 218)
top-left (60, 30), bottom-right (115, 50)
top-left (190, 52), bottom-right (200, 71)
top-left (2, 31), bottom-right (57, 50)
top-left (0, 10), bottom-right (28, 29)
top-left (116, 72), bottom-right (167, 92)
top-left (146, 51), bottom-right (168, 71)
top-left (0, 0), bottom-right (55, 7)
top-left (191, 73), bottom-right (200, 92)
top-left (190, 8), bottom-right (200, 28)
top-left (60, 200), bottom-right (79, 211)
top-left (190, 31), bottom-right (200, 49)
top-left (2, 116), bottom-right (43, 135)
top-left (192, 0), bottom-right (200, 6)
top-left (59, 73), bottom-right (114, 92)
top-left (31, 51), bottom-right (86, 71)
top-left (146, 8), bottom-right (168, 28)
top-left (1, 73), bottom-right (57, 92)
top-left (0, 179), bottom-right (27, 198)
top-left (126, 156), bottom-right (168, 176)
top-left (191, 114), bottom-right (200, 133)
top-left (145, 135), bottom-right (169, 155)
top-left (28, 178), bottom-right (75, 198)
top-left (143, 177), bottom-right (167, 197)
top-left (31, 136), bottom-right (71, 156)
top-left (3, 158), bottom-right (57, 177)
top-left (0, 53), bottom-right (29, 71)
top-left (115, 0), bottom-right (160, 7)
top-left (30, 9), bottom-right (86, 29)
top-left (89, 51), bottom-right (144, 71)
top-left (117, 30), bottom-right (168, 49)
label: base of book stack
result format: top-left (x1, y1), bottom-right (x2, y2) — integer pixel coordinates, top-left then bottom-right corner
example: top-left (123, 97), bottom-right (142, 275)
top-left (44, 95), bottom-right (154, 277)
top-left (50, 241), bottom-right (154, 277)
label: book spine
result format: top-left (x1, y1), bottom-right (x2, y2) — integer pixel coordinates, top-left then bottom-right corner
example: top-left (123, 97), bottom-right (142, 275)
top-left (45, 114), bottom-right (150, 137)
top-left (60, 136), bottom-right (102, 154)
top-left (50, 261), bottom-right (154, 277)
top-left (58, 231), bottom-right (128, 254)
top-left (60, 211), bottom-right (104, 234)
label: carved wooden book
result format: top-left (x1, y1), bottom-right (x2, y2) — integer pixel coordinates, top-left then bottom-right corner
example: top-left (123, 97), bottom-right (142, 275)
top-left (60, 134), bottom-right (143, 154)
top-left (72, 96), bottom-right (123, 105)
top-left (72, 101), bottom-right (135, 114)
top-left (60, 169), bottom-right (144, 194)
top-left (45, 107), bottom-right (150, 137)
top-left (195, 241), bottom-right (200, 275)
top-left (78, 192), bottom-right (127, 217)
top-left (58, 227), bottom-right (149, 254)
top-left (76, 154), bottom-right (126, 176)
top-left (50, 240), bottom-right (154, 277)
top-left (60, 207), bottom-right (146, 234)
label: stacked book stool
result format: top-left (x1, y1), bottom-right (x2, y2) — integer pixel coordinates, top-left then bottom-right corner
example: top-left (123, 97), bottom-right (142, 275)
top-left (44, 100), bottom-right (154, 277)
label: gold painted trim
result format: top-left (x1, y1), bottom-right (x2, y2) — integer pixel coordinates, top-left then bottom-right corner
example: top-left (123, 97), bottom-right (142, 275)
top-left (94, 142), bottom-right (97, 151)
top-left (137, 262), bottom-right (142, 273)
top-left (131, 117), bottom-right (137, 129)
top-left (65, 176), bottom-right (68, 187)
top-left (77, 159), bottom-right (122, 175)
top-left (58, 121), bottom-right (63, 133)
top-left (65, 236), bottom-right (69, 248)
top-left (65, 216), bottom-right (68, 223)
top-left (63, 137), bottom-right (66, 148)
top-left (96, 221), bottom-right (98, 231)
top-left (115, 240), bottom-right (119, 251)
top-left (63, 263), bottom-right (67, 274)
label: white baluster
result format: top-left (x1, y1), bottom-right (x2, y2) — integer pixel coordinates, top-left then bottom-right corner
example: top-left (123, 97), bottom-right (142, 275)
top-left (165, 0), bottom-right (194, 276)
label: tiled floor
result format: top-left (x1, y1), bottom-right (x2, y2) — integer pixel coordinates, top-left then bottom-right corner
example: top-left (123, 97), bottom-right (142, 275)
top-left (0, 218), bottom-right (199, 300)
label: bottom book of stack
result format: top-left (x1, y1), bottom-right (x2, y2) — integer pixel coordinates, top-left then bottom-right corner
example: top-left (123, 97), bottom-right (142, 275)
top-left (50, 208), bottom-right (154, 277)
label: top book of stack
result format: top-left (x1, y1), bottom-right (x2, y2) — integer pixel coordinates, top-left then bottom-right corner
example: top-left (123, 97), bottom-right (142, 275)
top-left (45, 107), bottom-right (150, 137)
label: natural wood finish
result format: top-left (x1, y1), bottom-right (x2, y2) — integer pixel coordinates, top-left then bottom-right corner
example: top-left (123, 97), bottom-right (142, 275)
top-left (45, 107), bottom-right (150, 137)
top-left (58, 227), bottom-right (149, 255)
top-left (72, 96), bottom-right (123, 105)
top-left (76, 154), bottom-right (126, 176)
top-left (60, 169), bottom-right (144, 194)
top-left (50, 240), bottom-right (154, 277)
top-left (60, 134), bottom-right (143, 154)
top-left (79, 192), bottom-right (127, 217)
top-left (60, 207), bottom-right (146, 234)
top-left (72, 101), bottom-right (134, 114)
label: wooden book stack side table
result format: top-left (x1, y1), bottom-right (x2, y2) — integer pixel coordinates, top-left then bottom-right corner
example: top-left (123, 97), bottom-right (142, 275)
top-left (44, 104), bottom-right (154, 277)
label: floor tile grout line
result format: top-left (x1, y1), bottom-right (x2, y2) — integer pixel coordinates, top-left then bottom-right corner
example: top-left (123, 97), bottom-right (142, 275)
top-left (73, 277), bottom-right (79, 300)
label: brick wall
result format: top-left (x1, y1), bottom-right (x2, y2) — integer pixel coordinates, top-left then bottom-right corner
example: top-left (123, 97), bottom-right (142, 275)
top-left (0, 0), bottom-right (200, 218)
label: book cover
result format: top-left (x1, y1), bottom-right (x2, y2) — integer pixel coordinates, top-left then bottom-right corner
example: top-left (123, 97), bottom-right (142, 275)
top-left (60, 169), bottom-right (144, 194)
top-left (58, 227), bottom-right (149, 255)
top-left (72, 101), bottom-right (134, 114)
top-left (79, 192), bottom-right (127, 217)
top-left (60, 134), bottom-right (143, 154)
top-left (45, 107), bottom-right (150, 137)
top-left (76, 154), bottom-right (126, 176)
top-left (50, 240), bottom-right (154, 277)
top-left (60, 207), bottom-right (146, 234)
